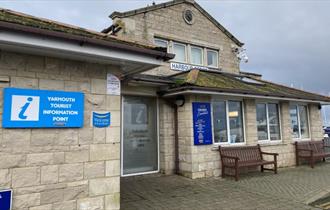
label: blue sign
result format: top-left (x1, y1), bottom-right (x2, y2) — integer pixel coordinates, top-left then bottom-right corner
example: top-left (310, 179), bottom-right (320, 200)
top-left (0, 189), bottom-right (12, 210)
top-left (193, 102), bottom-right (213, 145)
top-left (92, 112), bottom-right (111, 128)
top-left (2, 88), bottom-right (84, 128)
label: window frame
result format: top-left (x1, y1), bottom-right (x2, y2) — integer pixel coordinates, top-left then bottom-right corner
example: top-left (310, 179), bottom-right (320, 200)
top-left (206, 49), bottom-right (219, 68)
top-left (211, 99), bottom-right (246, 145)
top-left (290, 104), bottom-right (311, 141)
top-left (172, 42), bottom-right (187, 63)
top-left (154, 38), bottom-right (168, 52)
top-left (256, 102), bottom-right (282, 143)
top-left (190, 45), bottom-right (204, 66)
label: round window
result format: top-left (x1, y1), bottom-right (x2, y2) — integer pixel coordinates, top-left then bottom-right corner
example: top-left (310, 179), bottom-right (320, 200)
top-left (183, 9), bottom-right (194, 25)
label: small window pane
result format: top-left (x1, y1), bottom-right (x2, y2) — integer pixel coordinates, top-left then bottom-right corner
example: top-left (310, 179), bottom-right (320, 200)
top-left (228, 101), bottom-right (244, 143)
top-left (268, 104), bottom-right (281, 140)
top-left (299, 105), bottom-right (310, 139)
top-left (256, 103), bottom-right (268, 141)
top-left (207, 50), bottom-right (218, 67)
top-left (290, 105), bottom-right (299, 138)
top-left (191, 47), bottom-right (203, 65)
top-left (173, 43), bottom-right (186, 63)
top-left (212, 102), bottom-right (228, 143)
top-left (154, 39), bottom-right (167, 49)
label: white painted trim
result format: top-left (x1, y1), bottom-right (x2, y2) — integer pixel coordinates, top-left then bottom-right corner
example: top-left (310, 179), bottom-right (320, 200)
top-left (0, 31), bottom-right (162, 68)
top-left (163, 90), bottom-right (330, 104)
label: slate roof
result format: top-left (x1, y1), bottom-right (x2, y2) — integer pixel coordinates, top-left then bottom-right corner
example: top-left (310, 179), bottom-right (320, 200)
top-left (161, 70), bottom-right (330, 103)
top-left (0, 8), bottom-right (174, 60)
top-left (109, 0), bottom-right (244, 47)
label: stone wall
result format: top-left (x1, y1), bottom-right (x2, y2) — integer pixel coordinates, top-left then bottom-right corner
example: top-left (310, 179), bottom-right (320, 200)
top-left (0, 51), bottom-right (121, 210)
top-left (177, 95), bottom-right (324, 179)
top-left (114, 2), bottom-right (241, 75)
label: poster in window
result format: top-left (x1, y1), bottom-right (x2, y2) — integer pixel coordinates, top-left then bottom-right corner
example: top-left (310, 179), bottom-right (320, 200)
top-left (131, 104), bottom-right (148, 124)
top-left (193, 102), bottom-right (213, 145)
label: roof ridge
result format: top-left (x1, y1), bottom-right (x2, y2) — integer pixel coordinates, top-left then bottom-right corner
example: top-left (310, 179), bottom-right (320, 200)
top-left (109, 0), bottom-right (243, 47)
top-left (254, 77), bottom-right (330, 100)
top-left (0, 8), bottom-right (105, 37)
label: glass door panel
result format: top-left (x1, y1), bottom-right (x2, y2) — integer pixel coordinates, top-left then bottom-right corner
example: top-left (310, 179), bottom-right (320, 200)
top-left (122, 96), bottom-right (158, 175)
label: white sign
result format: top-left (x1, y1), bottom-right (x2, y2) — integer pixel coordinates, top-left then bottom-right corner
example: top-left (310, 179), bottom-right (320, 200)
top-left (107, 73), bottom-right (120, 95)
top-left (170, 62), bottom-right (209, 72)
top-left (11, 95), bottom-right (40, 121)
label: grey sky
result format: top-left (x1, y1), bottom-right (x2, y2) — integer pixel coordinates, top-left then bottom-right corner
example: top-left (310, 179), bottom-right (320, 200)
top-left (1, 0), bottom-right (330, 122)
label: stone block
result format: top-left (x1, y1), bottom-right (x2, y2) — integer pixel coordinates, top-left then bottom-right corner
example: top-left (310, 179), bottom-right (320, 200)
top-left (0, 169), bottom-right (11, 186)
top-left (105, 160), bottom-right (120, 177)
top-left (63, 185), bottom-right (88, 201)
top-left (57, 129), bottom-right (79, 145)
top-left (79, 128), bottom-right (94, 145)
top-left (106, 95), bottom-right (121, 111)
top-left (53, 200), bottom-right (77, 210)
top-left (65, 149), bottom-right (89, 163)
top-left (90, 144), bottom-right (120, 161)
top-left (41, 165), bottom-right (58, 184)
top-left (91, 79), bottom-right (106, 94)
top-left (13, 193), bottom-right (40, 209)
top-left (84, 161), bottom-right (105, 179)
top-left (105, 193), bottom-right (120, 210)
top-left (59, 163), bottom-right (83, 182)
top-left (53, 152), bottom-right (65, 164)
top-left (0, 154), bottom-right (25, 169)
top-left (26, 153), bottom-right (54, 166)
top-left (39, 79), bottom-right (64, 90)
top-left (26, 55), bottom-right (44, 72)
top-left (105, 127), bottom-right (120, 143)
top-left (89, 177), bottom-right (120, 196)
top-left (30, 204), bottom-right (52, 210)
top-left (93, 128), bottom-right (106, 143)
top-left (77, 196), bottom-right (104, 210)
top-left (31, 129), bottom-right (57, 146)
top-left (3, 129), bottom-right (31, 147)
top-left (11, 76), bottom-right (38, 88)
top-left (12, 167), bottom-right (40, 188)
top-left (40, 189), bottom-right (63, 205)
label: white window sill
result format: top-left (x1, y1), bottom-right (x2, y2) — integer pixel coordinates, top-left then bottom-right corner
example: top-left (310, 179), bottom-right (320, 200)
top-left (258, 140), bottom-right (285, 147)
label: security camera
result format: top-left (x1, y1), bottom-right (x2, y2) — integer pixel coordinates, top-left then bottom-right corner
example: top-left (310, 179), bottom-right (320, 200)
top-left (243, 55), bottom-right (249, 63)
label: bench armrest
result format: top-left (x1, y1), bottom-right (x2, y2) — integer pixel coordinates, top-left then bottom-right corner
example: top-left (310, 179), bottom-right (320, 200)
top-left (261, 152), bottom-right (278, 156)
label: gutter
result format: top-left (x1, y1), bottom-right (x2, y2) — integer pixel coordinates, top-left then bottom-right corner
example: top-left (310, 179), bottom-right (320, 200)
top-left (162, 89), bottom-right (330, 104)
top-left (0, 21), bottom-right (175, 61)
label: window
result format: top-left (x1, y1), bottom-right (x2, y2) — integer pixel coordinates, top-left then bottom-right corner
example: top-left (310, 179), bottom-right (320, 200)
top-left (191, 46), bottom-right (203, 65)
top-left (154, 38), bottom-right (168, 50)
top-left (212, 101), bottom-right (244, 144)
top-left (173, 42), bottom-right (186, 63)
top-left (256, 103), bottom-right (281, 141)
top-left (290, 105), bottom-right (310, 139)
top-left (207, 50), bottom-right (218, 67)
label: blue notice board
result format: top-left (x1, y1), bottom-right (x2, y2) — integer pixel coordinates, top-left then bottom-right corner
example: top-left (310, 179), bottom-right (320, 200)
top-left (0, 189), bottom-right (12, 210)
top-left (192, 102), bottom-right (213, 145)
top-left (2, 88), bottom-right (84, 128)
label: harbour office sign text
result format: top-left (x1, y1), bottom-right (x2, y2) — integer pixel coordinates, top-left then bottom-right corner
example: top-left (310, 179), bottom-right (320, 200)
top-left (2, 88), bottom-right (84, 128)
top-left (170, 62), bottom-right (209, 71)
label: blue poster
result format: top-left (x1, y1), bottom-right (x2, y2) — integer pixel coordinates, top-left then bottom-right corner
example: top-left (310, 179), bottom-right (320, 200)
top-left (0, 189), bottom-right (12, 210)
top-left (92, 112), bottom-right (111, 128)
top-left (2, 88), bottom-right (84, 128)
top-left (193, 102), bottom-right (213, 145)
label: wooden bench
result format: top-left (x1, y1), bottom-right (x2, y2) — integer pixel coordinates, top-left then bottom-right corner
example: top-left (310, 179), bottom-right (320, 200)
top-left (219, 145), bottom-right (278, 181)
top-left (295, 140), bottom-right (330, 168)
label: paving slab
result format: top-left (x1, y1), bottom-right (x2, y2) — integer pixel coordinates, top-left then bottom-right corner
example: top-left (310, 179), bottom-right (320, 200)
top-left (121, 163), bottom-right (330, 210)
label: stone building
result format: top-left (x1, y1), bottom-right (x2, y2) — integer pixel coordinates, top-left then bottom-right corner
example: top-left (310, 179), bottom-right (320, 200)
top-left (108, 0), bottom-right (330, 179)
top-left (0, 8), bottom-right (172, 210)
top-left (0, 0), bottom-right (329, 210)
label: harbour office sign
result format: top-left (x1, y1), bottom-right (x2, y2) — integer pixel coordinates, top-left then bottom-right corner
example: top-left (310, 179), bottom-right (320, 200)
top-left (2, 88), bottom-right (84, 128)
top-left (170, 62), bottom-right (209, 71)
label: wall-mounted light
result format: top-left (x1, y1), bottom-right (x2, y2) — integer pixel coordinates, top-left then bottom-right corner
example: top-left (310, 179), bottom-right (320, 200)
top-left (175, 95), bottom-right (185, 107)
